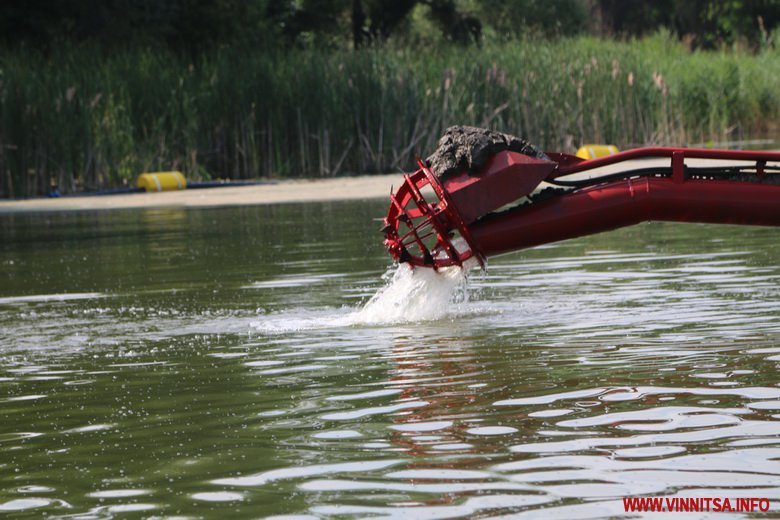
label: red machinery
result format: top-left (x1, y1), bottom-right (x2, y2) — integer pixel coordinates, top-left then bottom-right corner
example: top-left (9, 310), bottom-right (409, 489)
top-left (383, 147), bottom-right (780, 269)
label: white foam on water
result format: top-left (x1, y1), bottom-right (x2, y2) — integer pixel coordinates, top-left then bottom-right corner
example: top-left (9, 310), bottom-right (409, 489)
top-left (0, 292), bottom-right (105, 305)
top-left (251, 260), bottom-right (477, 333)
top-left (349, 261), bottom-right (475, 325)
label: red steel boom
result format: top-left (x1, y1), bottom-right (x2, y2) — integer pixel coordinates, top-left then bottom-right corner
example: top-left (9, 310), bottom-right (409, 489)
top-left (383, 147), bottom-right (780, 269)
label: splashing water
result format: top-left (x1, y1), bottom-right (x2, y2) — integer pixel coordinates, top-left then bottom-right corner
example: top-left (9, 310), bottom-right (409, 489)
top-left (350, 260), bottom-right (476, 325)
top-left (251, 260), bottom-right (477, 333)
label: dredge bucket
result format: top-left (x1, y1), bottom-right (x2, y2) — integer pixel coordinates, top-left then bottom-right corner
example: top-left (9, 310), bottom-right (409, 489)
top-left (383, 127), bottom-right (555, 269)
top-left (383, 126), bottom-right (780, 269)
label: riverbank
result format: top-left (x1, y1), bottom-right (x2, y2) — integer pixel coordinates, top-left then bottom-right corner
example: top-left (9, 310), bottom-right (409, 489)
top-left (4, 33), bottom-right (780, 198)
top-left (2, 154), bottom-right (766, 214)
top-left (0, 174), bottom-right (405, 214)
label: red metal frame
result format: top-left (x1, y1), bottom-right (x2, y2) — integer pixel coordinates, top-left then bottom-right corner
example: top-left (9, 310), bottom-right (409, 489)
top-left (383, 159), bottom-right (483, 269)
top-left (552, 147), bottom-right (780, 176)
top-left (383, 147), bottom-right (780, 269)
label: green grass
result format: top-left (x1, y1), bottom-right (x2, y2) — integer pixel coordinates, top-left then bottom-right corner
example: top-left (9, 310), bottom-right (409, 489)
top-left (2, 32), bottom-right (780, 197)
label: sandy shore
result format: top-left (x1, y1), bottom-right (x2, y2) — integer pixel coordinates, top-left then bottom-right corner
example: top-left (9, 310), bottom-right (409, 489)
top-left (0, 174), bottom-right (406, 214)
top-left (0, 155), bottom-right (769, 214)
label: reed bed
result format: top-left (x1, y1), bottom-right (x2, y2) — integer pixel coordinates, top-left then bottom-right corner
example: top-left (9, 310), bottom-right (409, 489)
top-left (2, 33), bottom-right (780, 197)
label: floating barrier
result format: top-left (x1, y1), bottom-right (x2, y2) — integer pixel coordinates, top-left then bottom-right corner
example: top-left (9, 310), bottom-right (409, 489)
top-left (575, 144), bottom-right (619, 160)
top-left (136, 172), bottom-right (187, 192)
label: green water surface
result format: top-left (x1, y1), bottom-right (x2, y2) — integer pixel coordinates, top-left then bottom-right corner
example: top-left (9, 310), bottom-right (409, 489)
top-left (2, 201), bottom-right (780, 518)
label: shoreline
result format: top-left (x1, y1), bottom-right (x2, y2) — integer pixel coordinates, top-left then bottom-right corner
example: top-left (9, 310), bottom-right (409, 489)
top-left (0, 174), bottom-right (405, 214)
top-left (0, 156), bottom-right (769, 215)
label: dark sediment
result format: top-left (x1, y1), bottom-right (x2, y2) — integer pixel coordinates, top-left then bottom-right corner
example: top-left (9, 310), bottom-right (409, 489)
top-left (425, 126), bottom-right (549, 179)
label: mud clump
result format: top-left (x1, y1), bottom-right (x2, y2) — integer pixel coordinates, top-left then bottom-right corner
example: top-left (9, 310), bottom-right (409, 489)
top-left (425, 126), bottom-right (548, 179)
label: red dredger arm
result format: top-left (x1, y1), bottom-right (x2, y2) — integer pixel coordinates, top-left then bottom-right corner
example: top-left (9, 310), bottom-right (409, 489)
top-left (383, 147), bottom-right (780, 269)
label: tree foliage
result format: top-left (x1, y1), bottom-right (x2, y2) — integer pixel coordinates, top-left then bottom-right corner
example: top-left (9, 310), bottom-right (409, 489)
top-left (594, 0), bottom-right (780, 48)
top-left (1, 0), bottom-right (779, 52)
top-left (470, 0), bottom-right (587, 39)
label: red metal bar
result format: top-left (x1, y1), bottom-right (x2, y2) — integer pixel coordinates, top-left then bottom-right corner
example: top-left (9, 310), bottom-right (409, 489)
top-left (469, 177), bottom-right (780, 258)
top-left (553, 147), bottom-right (780, 177)
top-left (418, 161), bottom-right (485, 268)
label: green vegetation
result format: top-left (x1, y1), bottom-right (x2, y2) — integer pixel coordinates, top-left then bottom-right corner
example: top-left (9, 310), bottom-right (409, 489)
top-left (4, 1), bottom-right (780, 51)
top-left (3, 33), bottom-right (780, 197)
top-left (3, 0), bottom-right (780, 197)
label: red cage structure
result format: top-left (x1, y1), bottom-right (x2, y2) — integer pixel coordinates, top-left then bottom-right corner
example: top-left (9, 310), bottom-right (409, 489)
top-left (383, 147), bottom-right (780, 269)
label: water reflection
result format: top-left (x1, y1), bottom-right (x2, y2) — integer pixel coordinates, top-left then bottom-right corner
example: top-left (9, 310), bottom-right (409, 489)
top-left (1, 204), bottom-right (780, 518)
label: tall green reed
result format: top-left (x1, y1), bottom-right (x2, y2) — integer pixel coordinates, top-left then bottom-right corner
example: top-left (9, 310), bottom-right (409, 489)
top-left (2, 33), bottom-right (780, 197)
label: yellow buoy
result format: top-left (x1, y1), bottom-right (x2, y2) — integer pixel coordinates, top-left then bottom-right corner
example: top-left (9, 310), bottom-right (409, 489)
top-left (575, 144), bottom-right (619, 160)
top-left (136, 172), bottom-right (187, 192)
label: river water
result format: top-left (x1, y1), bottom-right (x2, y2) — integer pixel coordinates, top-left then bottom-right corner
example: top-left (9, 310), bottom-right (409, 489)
top-left (1, 200), bottom-right (780, 518)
